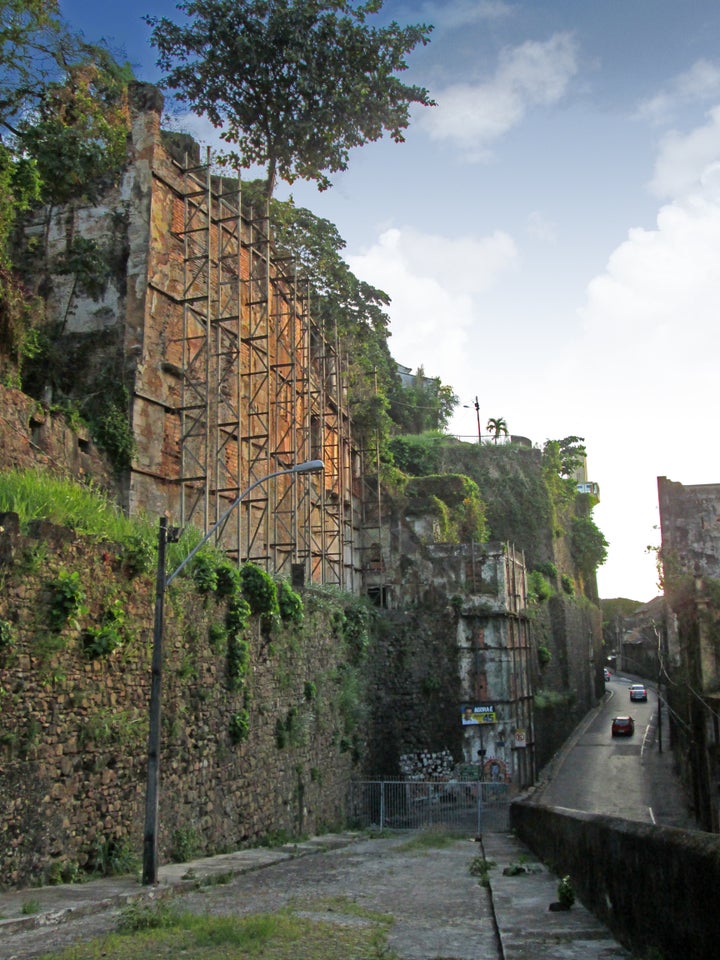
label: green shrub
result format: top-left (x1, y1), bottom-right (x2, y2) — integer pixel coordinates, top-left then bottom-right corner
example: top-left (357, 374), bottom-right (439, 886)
top-left (208, 622), bottom-right (227, 651)
top-left (192, 551), bottom-right (218, 594)
top-left (169, 827), bottom-right (202, 863)
top-left (83, 599), bottom-right (126, 657)
top-left (91, 397), bottom-right (135, 473)
top-left (121, 533), bottom-right (155, 576)
top-left (557, 875), bottom-right (575, 908)
top-left (537, 644), bottom-right (552, 667)
top-left (91, 835), bottom-right (138, 877)
top-left (561, 574), bottom-right (575, 596)
top-left (0, 619), bottom-right (14, 651)
top-left (342, 601), bottom-right (372, 664)
top-left (45, 859), bottom-right (81, 885)
top-left (226, 595), bottom-right (251, 634)
top-left (527, 570), bottom-right (553, 604)
top-left (275, 706), bottom-right (307, 749)
top-left (215, 559), bottom-right (241, 597)
top-left (240, 562), bottom-right (279, 617)
top-left (277, 579), bottom-right (303, 624)
top-left (117, 901), bottom-right (179, 933)
top-left (229, 708), bottom-right (250, 744)
top-left (226, 634), bottom-right (250, 691)
top-left (47, 569), bottom-right (87, 631)
top-left (570, 515), bottom-right (608, 575)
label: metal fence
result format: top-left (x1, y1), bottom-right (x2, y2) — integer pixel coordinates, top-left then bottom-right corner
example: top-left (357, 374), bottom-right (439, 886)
top-left (347, 780), bottom-right (510, 834)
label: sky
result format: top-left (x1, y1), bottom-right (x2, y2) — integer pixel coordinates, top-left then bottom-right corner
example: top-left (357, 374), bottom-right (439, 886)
top-left (59, 0), bottom-right (720, 603)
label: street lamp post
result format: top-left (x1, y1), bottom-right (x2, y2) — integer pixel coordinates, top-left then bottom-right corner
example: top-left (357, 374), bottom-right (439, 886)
top-left (142, 459), bottom-right (324, 885)
top-left (474, 396), bottom-right (481, 444)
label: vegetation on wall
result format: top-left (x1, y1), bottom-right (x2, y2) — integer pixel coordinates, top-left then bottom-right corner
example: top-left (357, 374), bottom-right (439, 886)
top-left (0, 473), bottom-right (382, 882)
top-left (386, 431), bottom-right (607, 599)
top-left (390, 366), bottom-right (458, 434)
top-left (404, 473), bottom-right (488, 543)
top-left (0, 2), bottom-right (133, 389)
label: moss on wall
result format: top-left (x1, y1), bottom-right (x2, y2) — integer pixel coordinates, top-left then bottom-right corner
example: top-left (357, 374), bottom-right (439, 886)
top-left (0, 522), bottom-right (373, 887)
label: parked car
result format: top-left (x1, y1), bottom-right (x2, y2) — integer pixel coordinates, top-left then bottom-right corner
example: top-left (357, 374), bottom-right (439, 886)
top-left (603, 667), bottom-right (611, 682)
top-left (611, 715), bottom-right (635, 736)
top-left (629, 683), bottom-right (647, 702)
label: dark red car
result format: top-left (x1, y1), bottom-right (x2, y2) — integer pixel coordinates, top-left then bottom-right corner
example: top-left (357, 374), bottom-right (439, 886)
top-left (611, 716), bottom-right (635, 737)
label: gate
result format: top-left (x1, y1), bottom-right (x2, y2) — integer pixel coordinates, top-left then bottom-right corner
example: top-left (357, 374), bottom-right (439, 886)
top-left (347, 781), bottom-right (510, 834)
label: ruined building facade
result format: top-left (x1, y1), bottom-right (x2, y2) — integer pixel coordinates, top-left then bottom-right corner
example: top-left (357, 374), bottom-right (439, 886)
top-left (658, 476), bottom-right (720, 832)
top-left (4, 84), bottom-right (609, 811)
top-left (28, 83), bottom-right (364, 590)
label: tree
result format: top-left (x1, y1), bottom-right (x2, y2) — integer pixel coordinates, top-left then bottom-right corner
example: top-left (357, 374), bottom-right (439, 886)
top-left (146, 0), bottom-right (434, 198)
top-left (17, 45), bottom-right (131, 205)
top-left (486, 417), bottom-right (508, 444)
top-left (0, 0), bottom-right (62, 132)
top-left (556, 435), bottom-right (586, 477)
top-left (570, 515), bottom-right (608, 577)
top-left (389, 366), bottom-right (458, 434)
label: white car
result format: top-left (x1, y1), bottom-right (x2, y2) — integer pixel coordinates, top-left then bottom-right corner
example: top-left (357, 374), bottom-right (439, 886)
top-left (629, 683), bottom-right (647, 702)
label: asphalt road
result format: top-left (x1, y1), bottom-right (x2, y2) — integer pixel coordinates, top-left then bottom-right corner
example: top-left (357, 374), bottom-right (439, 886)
top-left (537, 674), bottom-right (693, 827)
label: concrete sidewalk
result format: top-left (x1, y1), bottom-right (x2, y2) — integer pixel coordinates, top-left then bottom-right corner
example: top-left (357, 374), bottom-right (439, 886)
top-left (0, 829), bottom-right (631, 960)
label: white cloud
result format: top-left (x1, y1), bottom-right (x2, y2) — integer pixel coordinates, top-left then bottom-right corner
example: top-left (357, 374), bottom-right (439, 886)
top-left (419, 0), bottom-right (513, 30)
top-left (525, 211), bottom-right (557, 243)
top-left (649, 105), bottom-right (720, 199)
top-left (638, 59), bottom-right (720, 124)
top-left (420, 33), bottom-right (579, 154)
top-left (346, 226), bottom-right (518, 378)
top-left (571, 126), bottom-right (720, 599)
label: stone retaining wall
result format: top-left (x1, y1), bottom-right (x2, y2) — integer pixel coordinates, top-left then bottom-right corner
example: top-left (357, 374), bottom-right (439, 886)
top-left (511, 799), bottom-right (720, 960)
top-left (0, 519), bottom-right (358, 887)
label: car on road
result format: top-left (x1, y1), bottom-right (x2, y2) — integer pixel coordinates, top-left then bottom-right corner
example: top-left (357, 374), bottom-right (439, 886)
top-left (629, 683), bottom-right (647, 702)
top-left (603, 667), bottom-right (611, 682)
top-left (611, 715), bottom-right (635, 736)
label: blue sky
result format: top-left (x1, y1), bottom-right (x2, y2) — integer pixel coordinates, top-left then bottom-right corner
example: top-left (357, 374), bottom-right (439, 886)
top-left (60, 1), bottom-right (720, 602)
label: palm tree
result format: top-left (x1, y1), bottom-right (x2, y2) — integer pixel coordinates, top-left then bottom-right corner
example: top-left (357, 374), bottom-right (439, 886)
top-left (486, 417), bottom-right (509, 444)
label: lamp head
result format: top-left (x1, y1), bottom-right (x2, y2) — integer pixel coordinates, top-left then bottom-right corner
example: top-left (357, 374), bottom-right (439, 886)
top-left (292, 459), bottom-right (324, 474)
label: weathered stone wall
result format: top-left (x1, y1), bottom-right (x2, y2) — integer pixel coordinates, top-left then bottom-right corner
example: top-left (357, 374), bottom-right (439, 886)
top-left (531, 597), bottom-right (603, 770)
top-left (0, 385), bottom-right (115, 490)
top-left (0, 519), bottom-right (358, 887)
top-left (361, 541), bottom-right (537, 787)
top-left (511, 799), bottom-right (720, 960)
top-left (363, 604), bottom-right (464, 777)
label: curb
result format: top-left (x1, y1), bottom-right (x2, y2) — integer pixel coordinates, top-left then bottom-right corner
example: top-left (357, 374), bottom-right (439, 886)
top-left (0, 833), bottom-right (363, 937)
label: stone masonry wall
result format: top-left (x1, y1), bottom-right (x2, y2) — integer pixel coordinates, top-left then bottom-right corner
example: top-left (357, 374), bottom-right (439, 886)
top-left (512, 799), bottom-right (720, 960)
top-left (0, 518), bottom-right (358, 887)
top-left (0, 384), bottom-right (115, 491)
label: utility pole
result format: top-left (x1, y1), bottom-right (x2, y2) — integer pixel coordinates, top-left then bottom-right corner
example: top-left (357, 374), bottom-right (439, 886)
top-left (142, 460), bottom-right (324, 885)
top-left (474, 397), bottom-right (481, 444)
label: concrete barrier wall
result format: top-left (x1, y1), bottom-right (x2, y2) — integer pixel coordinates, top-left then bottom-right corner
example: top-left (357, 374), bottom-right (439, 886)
top-left (511, 799), bottom-right (720, 960)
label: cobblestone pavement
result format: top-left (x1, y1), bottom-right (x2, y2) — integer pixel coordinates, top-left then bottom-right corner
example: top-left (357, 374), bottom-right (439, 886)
top-left (2, 830), bottom-right (631, 960)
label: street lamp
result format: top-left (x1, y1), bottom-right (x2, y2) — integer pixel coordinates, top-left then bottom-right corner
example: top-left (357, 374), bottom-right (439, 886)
top-left (142, 459), bottom-right (325, 885)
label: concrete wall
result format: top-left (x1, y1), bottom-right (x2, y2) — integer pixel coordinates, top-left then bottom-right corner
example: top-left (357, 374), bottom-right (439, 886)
top-left (511, 799), bottom-right (720, 960)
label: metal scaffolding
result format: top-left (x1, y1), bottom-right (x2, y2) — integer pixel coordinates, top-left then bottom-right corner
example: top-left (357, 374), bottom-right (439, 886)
top-left (176, 148), bottom-right (242, 542)
top-left (171, 150), bottom-right (355, 583)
